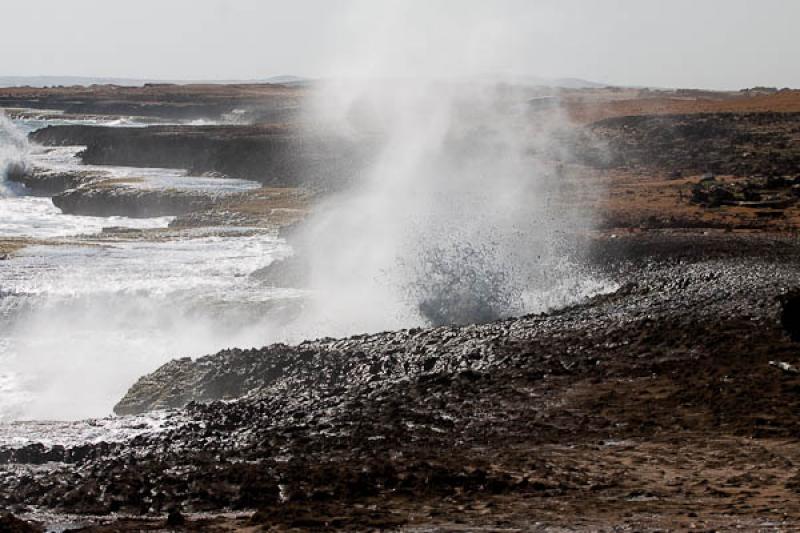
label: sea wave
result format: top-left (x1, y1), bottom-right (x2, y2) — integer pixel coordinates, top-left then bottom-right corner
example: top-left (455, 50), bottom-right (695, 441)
top-left (0, 110), bottom-right (30, 197)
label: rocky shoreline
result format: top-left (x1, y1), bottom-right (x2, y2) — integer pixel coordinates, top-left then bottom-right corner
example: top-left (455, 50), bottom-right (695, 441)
top-left (50, 185), bottom-right (214, 218)
top-left (3, 231), bottom-right (800, 530)
top-left (29, 123), bottom-right (368, 191)
top-left (3, 85), bottom-right (800, 530)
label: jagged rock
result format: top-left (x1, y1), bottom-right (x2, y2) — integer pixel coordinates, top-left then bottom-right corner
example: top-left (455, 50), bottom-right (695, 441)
top-left (690, 175), bottom-right (799, 209)
top-left (9, 167), bottom-right (104, 195)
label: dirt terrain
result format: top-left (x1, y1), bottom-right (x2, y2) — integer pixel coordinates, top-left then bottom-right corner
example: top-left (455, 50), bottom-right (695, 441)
top-left (2, 85), bottom-right (800, 531)
top-left (564, 87), bottom-right (800, 124)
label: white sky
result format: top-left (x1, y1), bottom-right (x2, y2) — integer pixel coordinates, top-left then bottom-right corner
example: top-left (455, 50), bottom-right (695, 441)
top-left (2, 0), bottom-right (798, 89)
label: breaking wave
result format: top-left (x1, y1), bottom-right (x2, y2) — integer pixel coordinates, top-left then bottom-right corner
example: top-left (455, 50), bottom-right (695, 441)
top-left (0, 111), bottom-right (30, 197)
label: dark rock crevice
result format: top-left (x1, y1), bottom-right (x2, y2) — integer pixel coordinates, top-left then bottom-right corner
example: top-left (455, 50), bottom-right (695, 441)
top-left (781, 290), bottom-right (800, 342)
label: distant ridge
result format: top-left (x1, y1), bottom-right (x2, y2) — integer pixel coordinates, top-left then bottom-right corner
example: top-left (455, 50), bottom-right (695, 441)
top-left (0, 74), bottom-right (610, 90)
top-left (550, 77), bottom-right (609, 89)
top-left (0, 75), bottom-right (311, 88)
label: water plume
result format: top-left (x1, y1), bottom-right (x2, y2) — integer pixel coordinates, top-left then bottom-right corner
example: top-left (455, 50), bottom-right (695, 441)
top-left (0, 111), bottom-right (30, 197)
top-left (293, 2), bottom-right (611, 336)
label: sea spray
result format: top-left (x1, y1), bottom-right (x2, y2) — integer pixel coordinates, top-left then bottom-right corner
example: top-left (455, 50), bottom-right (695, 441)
top-left (0, 110), bottom-right (30, 197)
top-left (0, 233), bottom-right (296, 421)
top-left (0, 110), bottom-right (300, 420)
top-left (292, 2), bottom-right (612, 335)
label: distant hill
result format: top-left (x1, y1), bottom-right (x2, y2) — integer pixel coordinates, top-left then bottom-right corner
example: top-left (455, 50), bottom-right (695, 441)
top-left (0, 74), bottom-right (609, 90)
top-left (0, 75), bottom-right (311, 88)
top-left (550, 77), bottom-right (609, 89)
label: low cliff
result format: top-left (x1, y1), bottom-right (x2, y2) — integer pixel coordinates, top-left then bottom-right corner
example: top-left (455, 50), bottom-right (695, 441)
top-left (51, 185), bottom-right (214, 217)
top-left (30, 124), bottom-right (368, 190)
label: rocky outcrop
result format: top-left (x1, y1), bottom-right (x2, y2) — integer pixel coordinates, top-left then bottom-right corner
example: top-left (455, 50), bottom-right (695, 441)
top-left (114, 321), bottom-right (508, 415)
top-left (52, 185), bottom-right (213, 217)
top-left (9, 167), bottom-right (104, 196)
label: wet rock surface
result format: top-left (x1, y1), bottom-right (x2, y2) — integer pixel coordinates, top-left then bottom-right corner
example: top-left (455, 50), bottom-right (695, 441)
top-left (8, 166), bottom-right (105, 196)
top-left (51, 184), bottom-right (214, 218)
top-left (3, 232), bottom-right (800, 530)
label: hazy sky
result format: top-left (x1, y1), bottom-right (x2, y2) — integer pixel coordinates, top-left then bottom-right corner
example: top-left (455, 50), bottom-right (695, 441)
top-left (3, 0), bottom-right (798, 89)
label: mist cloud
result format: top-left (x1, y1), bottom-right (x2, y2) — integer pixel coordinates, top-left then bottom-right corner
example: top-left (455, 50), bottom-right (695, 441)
top-left (292, 2), bottom-right (613, 336)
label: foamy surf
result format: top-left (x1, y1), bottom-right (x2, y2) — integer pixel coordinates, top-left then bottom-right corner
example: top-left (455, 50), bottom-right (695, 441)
top-left (0, 233), bottom-right (296, 421)
top-left (0, 114), bottom-right (295, 422)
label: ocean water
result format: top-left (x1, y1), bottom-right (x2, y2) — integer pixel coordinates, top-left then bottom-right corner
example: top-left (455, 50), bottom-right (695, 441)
top-left (0, 196), bottom-right (173, 238)
top-left (0, 108), bottom-right (613, 426)
top-left (10, 112), bottom-right (260, 195)
top-left (0, 113), bottom-right (297, 422)
top-left (0, 234), bottom-right (295, 421)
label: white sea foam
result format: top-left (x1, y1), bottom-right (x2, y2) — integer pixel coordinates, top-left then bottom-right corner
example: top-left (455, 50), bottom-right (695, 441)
top-left (0, 410), bottom-right (181, 448)
top-left (30, 145), bottom-right (260, 194)
top-left (0, 111), bottom-right (30, 197)
top-left (0, 196), bottom-right (173, 238)
top-left (0, 233), bottom-right (297, 421)
top-left (0, 115), bottom-right (293, 422)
